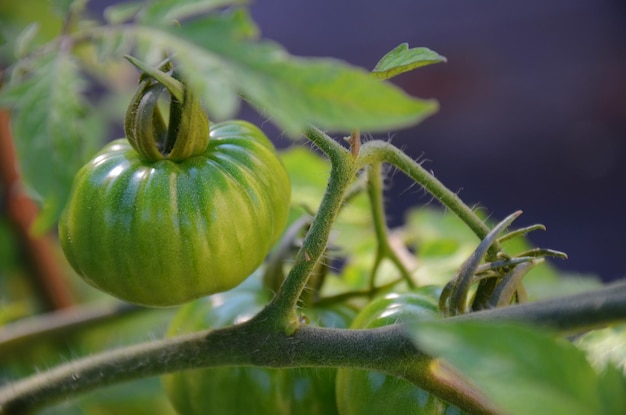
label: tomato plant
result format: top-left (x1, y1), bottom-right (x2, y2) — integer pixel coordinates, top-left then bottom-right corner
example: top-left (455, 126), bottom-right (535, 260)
top-left (0, 2), bottom-right (625, 415)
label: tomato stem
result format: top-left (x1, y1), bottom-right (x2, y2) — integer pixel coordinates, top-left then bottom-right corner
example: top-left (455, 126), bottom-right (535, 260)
top-left (366, 162), bottom-right (416, 291)
top-left (256, 127), bottom-right (355, 332)
top-left (357, 140), bottom-right (497, 257)
top-left (3, 281), bottom-right (626, 415)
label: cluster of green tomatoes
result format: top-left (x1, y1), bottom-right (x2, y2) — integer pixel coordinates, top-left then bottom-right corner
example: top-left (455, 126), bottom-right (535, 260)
top-left (58, 60), bottom-right (461, 414)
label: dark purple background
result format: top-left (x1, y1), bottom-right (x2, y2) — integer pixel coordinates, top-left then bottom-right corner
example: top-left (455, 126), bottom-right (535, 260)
top-left (90, 1), bottom-right (626, 281)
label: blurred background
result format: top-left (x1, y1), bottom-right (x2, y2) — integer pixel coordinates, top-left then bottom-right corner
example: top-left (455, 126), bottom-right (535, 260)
top-left (5, 0), bottom-right (626, 282)
top-left (241, 0), bottom-right (626, 282)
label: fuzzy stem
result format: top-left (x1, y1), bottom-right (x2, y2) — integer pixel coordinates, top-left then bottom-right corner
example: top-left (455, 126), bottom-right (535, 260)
top-left (2, 280), bottom-right (626, 415)
top-left (256, 127), bottom-right (356, 331)
top-left (366, 163), bottom-right (415, 289)
top-left (357, 140), bottom-right (499, 258)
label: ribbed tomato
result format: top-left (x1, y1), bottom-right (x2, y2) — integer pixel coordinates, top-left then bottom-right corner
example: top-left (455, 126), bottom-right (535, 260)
top-left (59, 113), bottom-right (290, 306)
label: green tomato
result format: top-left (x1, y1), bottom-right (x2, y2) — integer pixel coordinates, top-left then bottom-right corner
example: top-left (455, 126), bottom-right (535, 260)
top-left (58, 120), bottom-right (290, 307)
top-left (336, 288), bottom-right (464, 415)
top-left (162, 276), bottom-right (355, 415)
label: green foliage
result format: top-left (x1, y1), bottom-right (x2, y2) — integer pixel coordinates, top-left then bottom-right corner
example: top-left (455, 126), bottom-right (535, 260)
top-left (0, 51), bottom-right (102, 233)
top-left (50, 0), bottom-right (86, 17)
top-left (372, 43), bottom-right (447, 80)
top-left (411, 320), bottom-right (626, 415)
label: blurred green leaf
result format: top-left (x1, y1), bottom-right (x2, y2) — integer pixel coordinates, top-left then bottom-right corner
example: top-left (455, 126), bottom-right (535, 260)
top-left (404, 207), bottom-right (478, 286)
top-left (372, 43), bottom-right (446, 80)
top-left (410, 320), bottom-right (626, 415)
top-left (597, 364), bottom-right (626, 414)
top-left (121, 9), bottom-right (437, 134)
top-left (50, 0), bottom-right (86, 17)
top-left (94, 29), bottom-right (134, 62)
top-left (50, 0), bottom-right (74, 16)
top-left (405, 206), bottom-right (479, 253)
top-left (103, 2), bottom-right (143, 24)
top-left (280, 147), bottom-right (330, 211)
top-left (138, 0), bottom-right (248, 24)
top-left (0, 0), bottom-right (64, 63)
top-left (14, 23), bottom-right (39, 58)
top-left (0, 51), bottom-right (101, 232)
top-left (523, 272), bottom-right (601, 301)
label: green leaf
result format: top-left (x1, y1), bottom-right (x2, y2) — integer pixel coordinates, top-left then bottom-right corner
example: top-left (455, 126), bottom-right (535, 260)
top-left (410, 320), bottom-right (624, 415)
top-left (50, 0), bottom-right (86, 17)
top-left (15, 23), bottom-right (39, 58)
top-left (94, 28), bottom-right (134, 62)
top-left (124, 9), bottom-right (438, 134)
top-left (280, 147), bottom-right (330, 211)
top-left (138, 0), bottom-right (248, 24)
top-left (0, 52), bottom-right (101, 232)
top-left (372, 43), bottom-right (446, 80)
top-left (597, 364), bottom-right (626, 414)
top-left (103, 1), bottom-right (143, 24)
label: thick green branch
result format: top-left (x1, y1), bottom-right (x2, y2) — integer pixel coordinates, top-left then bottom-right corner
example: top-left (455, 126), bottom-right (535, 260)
top-left (358, 140), bottom-right (499, 258)
top-left (2, 280), bottom-right (626, 415)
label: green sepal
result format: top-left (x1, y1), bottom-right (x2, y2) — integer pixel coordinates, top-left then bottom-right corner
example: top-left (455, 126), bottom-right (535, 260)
top-left (125, 80), bottom-right (168, 161)
top-left (124, 56), bottom-right (209, 162)
top-left (166, 79), bottom-right (210, 162)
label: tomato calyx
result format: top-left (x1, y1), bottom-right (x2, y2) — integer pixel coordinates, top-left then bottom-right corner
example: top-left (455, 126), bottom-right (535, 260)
top-left (124, 56), bottom-right (209, 162)
top-left (438, 211), bottom-right (568, 316)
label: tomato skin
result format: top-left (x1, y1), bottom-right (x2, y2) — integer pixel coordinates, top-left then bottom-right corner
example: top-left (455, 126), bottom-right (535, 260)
top-left (162, 277), bottom-right (355, 415)
top-left (58, 120), bottom-right (290, 307)
top-left (336, 288), bottom-right (463, 415)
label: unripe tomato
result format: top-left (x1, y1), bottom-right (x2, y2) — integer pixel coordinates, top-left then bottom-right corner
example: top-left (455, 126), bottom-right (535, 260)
top-left (336, 288), bottom-right (464, 415)
top-left (58, 120), bottom-right (290, 307)
top-left (162, 276), bottom-right (355, 415)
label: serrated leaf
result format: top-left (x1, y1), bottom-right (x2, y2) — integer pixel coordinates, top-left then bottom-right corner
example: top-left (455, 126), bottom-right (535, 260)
top-left (234, 51), bottom-right (439, 134)
top-left (138, 0), bottom-right (248, 24)
top-left (372, 43), bottom-right (446, 80)
top-left (126, 10), bottom-right (438, 134)
top-left (0, 52), bottom-right (101, 232)
top-left (410, 320), bottom-right (624, 415)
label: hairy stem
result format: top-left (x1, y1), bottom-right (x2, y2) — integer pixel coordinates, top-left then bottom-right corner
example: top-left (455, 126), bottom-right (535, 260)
top-left (2, 280), bottom-right (625, 415)
top-left (366, 162), bottom-right (415, 289)
top-left (257, 127), bottom-right (356, 331)
top-left (357, 140), bottom-right (499, 258)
